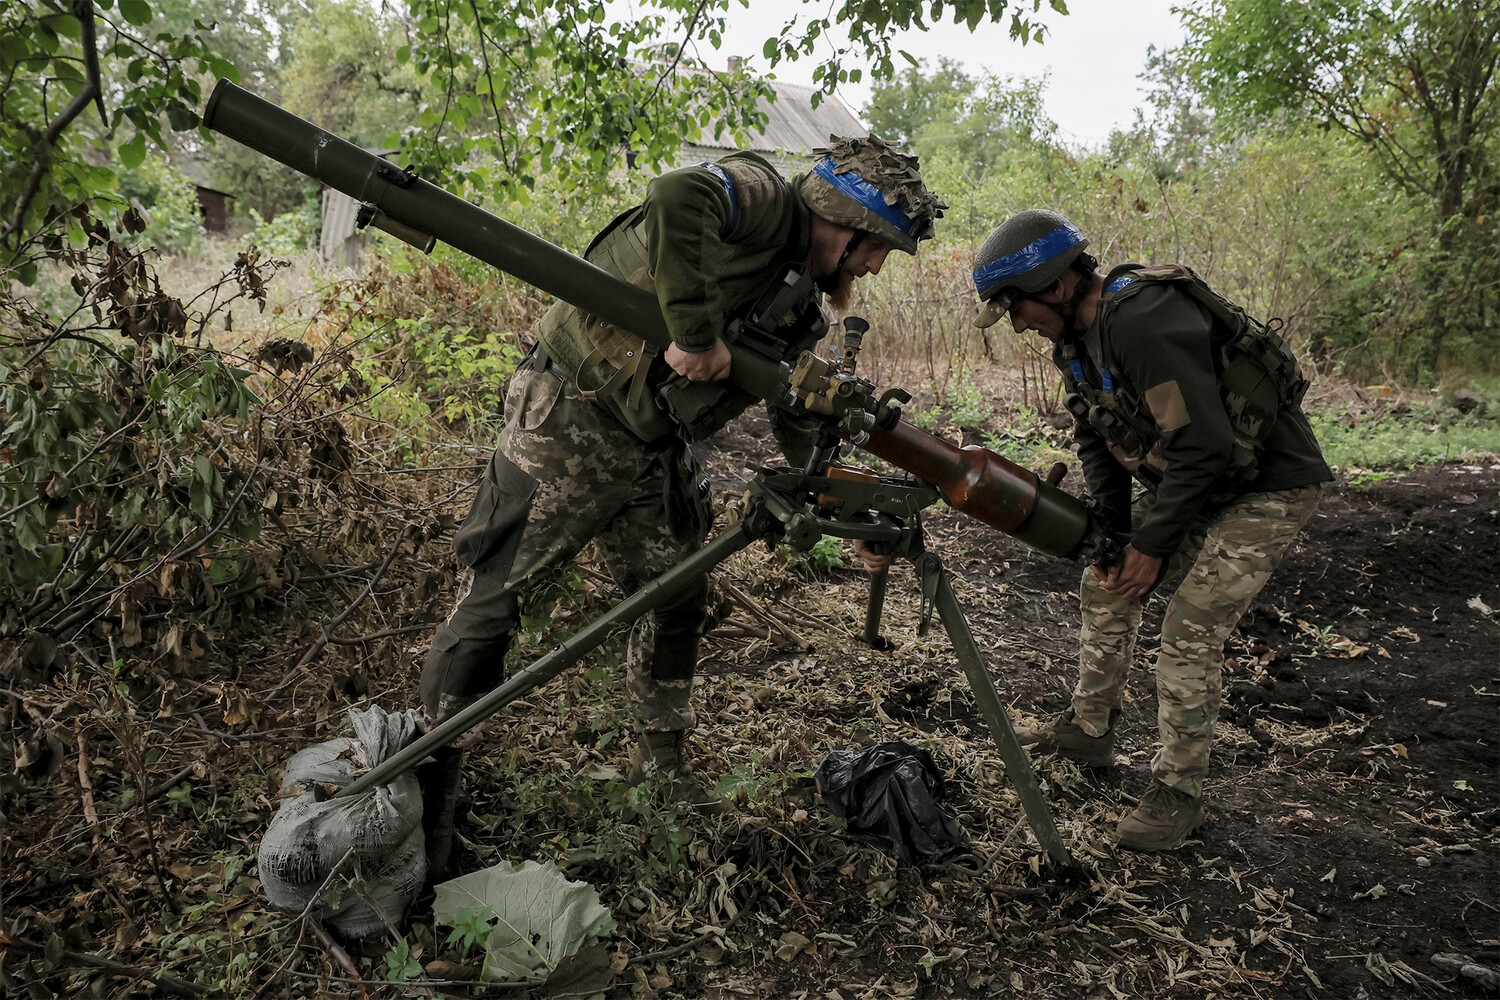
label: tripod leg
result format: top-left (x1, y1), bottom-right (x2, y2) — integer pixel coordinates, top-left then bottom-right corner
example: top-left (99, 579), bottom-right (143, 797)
top-left (863, 566), bottom-right (892, 650)
top-left (338, 518), bottom-right (760, 800)
top-left (919, 555), bottom-right (1078, 872)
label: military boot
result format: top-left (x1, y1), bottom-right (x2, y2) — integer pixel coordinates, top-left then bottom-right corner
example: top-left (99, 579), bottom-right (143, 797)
top-left (1015, 707), bottom-right (1120, 767)
top-left (417, 746), bottom-right (465, 877)
top-left (628, 730), bottom-right (724, 814)
top-left (1115, 780), bottom-right (1206, 851)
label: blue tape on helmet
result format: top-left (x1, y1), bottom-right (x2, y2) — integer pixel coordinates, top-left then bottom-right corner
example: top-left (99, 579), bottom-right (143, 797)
top-left (972, 221), bottom-right (1088, 295)
top-left (813, 158), bottom-right (917, 238)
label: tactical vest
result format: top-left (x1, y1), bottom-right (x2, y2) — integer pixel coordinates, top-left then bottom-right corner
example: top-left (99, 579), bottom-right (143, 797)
top-left (1061, 263), bottom-right (1310, 492)
top-left (536, 154), bottom-right (826, 443)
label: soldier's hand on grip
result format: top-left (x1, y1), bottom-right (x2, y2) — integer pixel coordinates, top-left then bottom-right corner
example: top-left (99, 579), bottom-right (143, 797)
top-left (666, 340), bottom-right (733, 382)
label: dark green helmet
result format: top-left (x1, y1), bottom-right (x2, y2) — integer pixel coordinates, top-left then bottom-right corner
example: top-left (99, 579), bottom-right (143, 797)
top-left (972, 209), bottom-right (1090, 328)
top-left (800, 134), bottom-right (946, 254)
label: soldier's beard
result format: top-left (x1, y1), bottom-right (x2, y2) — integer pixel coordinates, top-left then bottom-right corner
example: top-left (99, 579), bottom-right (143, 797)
top-left (820, 269), bottom-right (855, 311)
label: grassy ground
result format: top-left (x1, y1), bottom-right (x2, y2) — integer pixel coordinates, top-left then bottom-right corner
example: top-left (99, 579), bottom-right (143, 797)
top-left (3, 232), bottom-right (1495, 996)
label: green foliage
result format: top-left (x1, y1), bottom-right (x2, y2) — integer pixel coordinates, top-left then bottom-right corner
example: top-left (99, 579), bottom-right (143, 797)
top-left (714, 756), bottom-right (815, 805)
top-left (241, 201), bottom-right (319, 258)
top-left (1177, 0), bottom-right (1498, 217)
top-left (376, 0), bottom-right (1060, 205)
top-left (866, 61), bottom-right (1057, 183)
top-left (383, 937), bottom-right (426, 981)
top-left (280, 0), bottom-right (425, 149)
top-left (945, 381), bottom-right (994, 428)
top-left (119, 153), bottom-right (206, 255)
top-left (489, 747), bottom-right (693, 890)
top-left (761, 0), bottom-right (1063, 96)
top-left (1309, 395), bottom-right (1500, 470)
top-left (304, 252), bottom-right (536, 458)
top-left (863, 56), bottom-right (979, 148)
top-left (850, 42), bottom-right (1498, 387)
top-left (778, 534), bottom-right (846, 576)
top-left (0, 213), bottom-right (274, 623)
top-left (1170, 0), bottom-right (1500, 379)
top-left (0, 1), bottom-right (227, 261)
top-left (445, 905), bottom-right (497, 959)
top-left (396, 0), bottom-right (775, 204)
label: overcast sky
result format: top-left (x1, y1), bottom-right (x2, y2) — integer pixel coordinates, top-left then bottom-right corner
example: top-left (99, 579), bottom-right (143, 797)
top-left (704, 0), bottom-right (1189, 147)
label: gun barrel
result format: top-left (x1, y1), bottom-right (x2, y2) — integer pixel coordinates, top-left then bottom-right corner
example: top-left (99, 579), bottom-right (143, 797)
top-left (204, 79), bottom-right (1109, 563)
top-left (202, 79), bottom-right (796, 403)
top-left (863, 421), bottom-right (1093, 559)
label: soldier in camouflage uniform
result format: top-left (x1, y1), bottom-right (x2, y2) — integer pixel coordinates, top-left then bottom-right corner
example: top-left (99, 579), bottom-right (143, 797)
top-left (418, 136), bottom-right (945, 872)
top-left (971, 210), bottom-right (1331, 851)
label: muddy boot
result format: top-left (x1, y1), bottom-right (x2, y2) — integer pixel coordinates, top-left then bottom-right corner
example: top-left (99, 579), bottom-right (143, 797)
top-left (417, 747), bottom-right (465, 877)
top-left (1115, 780), bottom-right (1206, 852)
top-left (628, 730), bottom-right (724, 814)
top-left (1015, 707), bottom-right (1121, 767)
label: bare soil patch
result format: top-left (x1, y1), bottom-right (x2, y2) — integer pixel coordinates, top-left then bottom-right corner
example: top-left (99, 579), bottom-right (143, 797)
top-left (678, 414), bottom-right (1500, 998)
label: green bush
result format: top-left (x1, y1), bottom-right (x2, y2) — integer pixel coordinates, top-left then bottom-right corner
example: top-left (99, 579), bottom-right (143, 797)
top-left (241, 200), bottom-right (320, 258)
top-left (1309, 394), bottom-right (1500, 469)
top-left (0, 212), bottom-right (268, 632)
top-left (118, 155), bottom-right (207, 256)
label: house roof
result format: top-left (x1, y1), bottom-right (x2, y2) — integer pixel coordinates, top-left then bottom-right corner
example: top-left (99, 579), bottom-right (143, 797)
top-left (691, 80), bottom-right (866, 157)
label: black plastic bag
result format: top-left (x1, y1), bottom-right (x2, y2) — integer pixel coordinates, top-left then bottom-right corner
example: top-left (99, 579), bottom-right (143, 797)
top-left (815, 740), bottom-right (966, 865)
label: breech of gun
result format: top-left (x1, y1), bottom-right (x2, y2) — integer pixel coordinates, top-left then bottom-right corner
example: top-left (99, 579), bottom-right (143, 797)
top-left (863, 420), bottom-right (1096, 561)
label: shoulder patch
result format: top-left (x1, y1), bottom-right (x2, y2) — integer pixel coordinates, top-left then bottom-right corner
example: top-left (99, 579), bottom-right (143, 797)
top-left (1144, 379), bottom-right (1191, 433)
top-left (1106, 274), bottom-right (1137, 293)
top-left (695, 162), bottom-right (739, 234)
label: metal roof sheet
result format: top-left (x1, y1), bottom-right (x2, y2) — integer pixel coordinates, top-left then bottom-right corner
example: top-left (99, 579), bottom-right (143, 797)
top-left (693, 80), bottom-right (866, 157)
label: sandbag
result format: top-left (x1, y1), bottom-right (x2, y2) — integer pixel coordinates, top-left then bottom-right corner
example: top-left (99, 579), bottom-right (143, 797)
top-left (257, 705), bottom-right (427, 938)
top-left (815, 740), bottom-right (966, 865)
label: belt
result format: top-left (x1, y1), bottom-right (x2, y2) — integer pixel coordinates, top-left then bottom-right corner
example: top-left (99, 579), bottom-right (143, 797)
top-left (523, 342), bottom-right (566, 379)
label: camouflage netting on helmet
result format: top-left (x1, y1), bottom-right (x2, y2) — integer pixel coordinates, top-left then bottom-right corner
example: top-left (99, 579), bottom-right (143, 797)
top-left (258, 705), bottom-right (427, 939)
top-left (803, 134), bottom-right (947, 252)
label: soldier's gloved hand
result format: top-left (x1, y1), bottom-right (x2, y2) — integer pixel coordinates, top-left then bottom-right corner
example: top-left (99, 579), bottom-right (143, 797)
top-left (853, 538), bottom-right (891, 574)
top-left (666, 339), bottom-right (733, 382)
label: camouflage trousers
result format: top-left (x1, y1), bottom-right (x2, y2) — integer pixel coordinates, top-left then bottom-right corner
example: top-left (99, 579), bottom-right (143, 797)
top-left (420, 364), bottom-right (711, 732)
top-left (1072, 485), bottom-right (1322, 798)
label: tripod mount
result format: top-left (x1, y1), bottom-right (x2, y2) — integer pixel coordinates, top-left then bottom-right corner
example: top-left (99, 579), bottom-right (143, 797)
top-left (338, 323), bottom-right (1079, 871)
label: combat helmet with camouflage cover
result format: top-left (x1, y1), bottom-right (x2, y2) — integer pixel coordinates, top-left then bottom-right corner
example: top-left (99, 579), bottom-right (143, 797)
top-left (800, 134), bottom-right (946, 254)
top-left (972, 209), bottom-right (1092, 328)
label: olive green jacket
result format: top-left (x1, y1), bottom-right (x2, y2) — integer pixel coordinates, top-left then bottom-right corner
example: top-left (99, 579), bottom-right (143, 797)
top-left (537, 151), bottom-right (821, 446)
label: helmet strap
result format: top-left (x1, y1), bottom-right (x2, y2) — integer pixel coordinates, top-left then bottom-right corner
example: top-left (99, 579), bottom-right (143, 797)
top-left (836, 229), bottom-right (866, 271)
top-left (818, 230), bottom-right (867, 294)
top-left (1028, 265), bottom-right (1094, 332)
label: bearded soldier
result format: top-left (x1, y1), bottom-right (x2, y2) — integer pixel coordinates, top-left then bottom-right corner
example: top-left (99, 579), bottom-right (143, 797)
top-left (972, 210), bottom-right (1331, 851)
top-left (419, 137), bottom-right (945, 872)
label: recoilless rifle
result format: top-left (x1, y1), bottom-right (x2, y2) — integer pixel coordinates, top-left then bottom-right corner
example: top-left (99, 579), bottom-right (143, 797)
top-left (205, 80), bottom-right (1119, 870)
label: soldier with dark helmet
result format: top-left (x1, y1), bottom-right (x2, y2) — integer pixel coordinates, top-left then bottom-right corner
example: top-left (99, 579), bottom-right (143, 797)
top-left (972, 209), bottom-right (1331, 851)
top-left (418, 135), bottom-right (945, 872)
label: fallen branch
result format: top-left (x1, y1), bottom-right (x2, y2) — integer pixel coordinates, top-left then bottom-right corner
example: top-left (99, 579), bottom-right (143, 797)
top-left (327, 622), bottom-right (441, 645)
top-left (628, 889), bottom-right (760, 964)
top-left (0, 930), bottom-right (206, 998)
top-left (306, 919), bottom-right (368, 1000)
top-left (717, 580), bottom-right (807, 647)
top-left (75, 727), bottom-right (99, 833)
top-left (1432, 952), bottom-right (1500, 990)
top-left (271, 529), bottom-right (407, 693)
